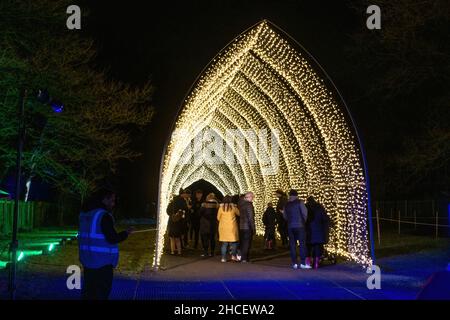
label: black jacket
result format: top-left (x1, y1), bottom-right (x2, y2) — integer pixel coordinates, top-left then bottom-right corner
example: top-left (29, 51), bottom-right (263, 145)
top-left (100, 213), bottom-right (128, 244)
top-left (238, 199), bottom-right (256, 231)
top-left (276, 194), bottom-right (288, 228)
top-left (191, 199), bottom-right (203, 225)
top-left (262, 207), bottom-right (277, 231)
top-left (199, 200), bottom-right (218, 234)
top-left (306, 203), bottom-right (330, 244)
top-left (167, 195), bottom-right (188, 237)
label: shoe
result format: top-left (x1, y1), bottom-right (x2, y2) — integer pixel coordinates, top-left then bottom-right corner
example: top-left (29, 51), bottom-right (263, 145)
top-left (241, 260), bottom-right (248, 263)
top-left (305, 257), bottom-right (311, 267)
top-left (221, 258), bottom-right (226, 263)
top-left (236, 254), bottom-right (242, 261)
top-left (292, 264), bottom-right (299, 269)
top-left (300, 264), bottom-right (312, 269)
top-left (201, 253), bottom-right (207, 257)
top-left (231, 255), bottom-right (238, 262)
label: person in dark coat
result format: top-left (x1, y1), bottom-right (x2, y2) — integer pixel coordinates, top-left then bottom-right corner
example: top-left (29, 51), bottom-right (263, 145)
top-left (262, 202), bottom-right (277, 249)
top-left (305, 196), bottom-right (330, 269)
top-left (180, 188), bottom-right (192, 248)
top-left (167, 189), bottom-right (189, 255)
top-left (283, 189), bottom-right (311, 269)
top-left (238, 192), bottom-right (256, 262)
top-left (190, 189), bottom-right (203, 249)
top-left (275, 189), bottom-right (288, 247)
top-left (199, 193), bottom-right (219, 257)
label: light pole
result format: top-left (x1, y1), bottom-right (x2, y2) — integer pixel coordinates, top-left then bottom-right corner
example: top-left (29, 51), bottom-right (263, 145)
top-left (7, 86), bottom-right (63, 300)
top-left (8, 88), bottom-right (27, 300)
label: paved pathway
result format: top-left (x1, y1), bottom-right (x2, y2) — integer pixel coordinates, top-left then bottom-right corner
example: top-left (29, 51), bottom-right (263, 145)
top-left (3, 248), bottom-right (447, 300)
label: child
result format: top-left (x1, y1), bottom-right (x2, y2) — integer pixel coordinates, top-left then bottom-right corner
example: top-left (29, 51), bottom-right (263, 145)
top-left (262, 202), bottom-right (277, 249)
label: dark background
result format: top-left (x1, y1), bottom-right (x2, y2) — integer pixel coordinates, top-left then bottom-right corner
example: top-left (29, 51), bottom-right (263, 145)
top-left (78, 0), bottom-right (448, 218)
top-left (82, 0), bottom-right (363, 218)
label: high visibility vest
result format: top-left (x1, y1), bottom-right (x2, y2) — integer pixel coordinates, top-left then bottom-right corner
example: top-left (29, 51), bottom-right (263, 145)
top-left (78, 209), bottom-right (119, 268)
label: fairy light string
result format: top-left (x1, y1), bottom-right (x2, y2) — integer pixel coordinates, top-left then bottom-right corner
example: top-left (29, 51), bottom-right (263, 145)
top-left (154, 21), bottom-right (372, 267)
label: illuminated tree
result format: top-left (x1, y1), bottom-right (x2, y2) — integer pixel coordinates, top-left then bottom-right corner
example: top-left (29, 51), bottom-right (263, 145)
top-left (154, 21), bottom-right (373, 268)
top-left (0, 0), bottom-right (154, 197)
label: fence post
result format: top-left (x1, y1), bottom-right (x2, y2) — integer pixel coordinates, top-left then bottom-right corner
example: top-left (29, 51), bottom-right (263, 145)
top-left (405, 200), bottom-right (408, 218)
top-left (432, 200), bottom-right (435, 218)
top-left (376, 209), bottom-right (381, 245)
top-left (435, 210), bottom-right (439, 239)
top-left (398, 210), bottom-right (401, 235)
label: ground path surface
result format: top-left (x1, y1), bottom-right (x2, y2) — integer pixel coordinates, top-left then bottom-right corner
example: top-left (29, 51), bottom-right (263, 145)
top-left (2, 247), bottom-right (448, 300)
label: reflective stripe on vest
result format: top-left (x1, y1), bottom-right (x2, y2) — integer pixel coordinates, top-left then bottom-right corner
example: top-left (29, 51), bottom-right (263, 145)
top-left (78, 208), bottom-right (119, 268)
top-left (78, 232), bottom-right (105, 239)
top-left (80, 245), bottom-right (119, 254)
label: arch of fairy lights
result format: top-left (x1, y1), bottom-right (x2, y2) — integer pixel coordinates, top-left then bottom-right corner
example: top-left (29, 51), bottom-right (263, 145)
top-left (153, 20), bottom-right (374, 268)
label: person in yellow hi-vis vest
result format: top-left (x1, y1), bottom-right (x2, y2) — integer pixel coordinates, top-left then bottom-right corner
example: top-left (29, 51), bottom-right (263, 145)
top-left (78, 187), bottom-right (133, 300)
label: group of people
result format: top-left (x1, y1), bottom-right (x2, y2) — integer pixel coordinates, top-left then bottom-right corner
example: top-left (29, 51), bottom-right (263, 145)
top-left (166, 189), bottom-right (256, 262)
top-left (167, 187), bottom-right (330, 269)
top-left (76, 185), bottom-right (330, 300)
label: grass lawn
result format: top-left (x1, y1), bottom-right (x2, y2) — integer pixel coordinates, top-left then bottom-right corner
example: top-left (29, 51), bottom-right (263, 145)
top-left (2, 225), bottom-right (156, 277)
top-left (373, 227), bottom-right (450, 259)
top-left (2, 224), bottom-right (448, 277)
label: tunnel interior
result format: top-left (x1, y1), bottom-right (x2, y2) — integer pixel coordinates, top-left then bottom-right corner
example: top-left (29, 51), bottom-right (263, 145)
top-left (154, 20), bottom-right (373, 268)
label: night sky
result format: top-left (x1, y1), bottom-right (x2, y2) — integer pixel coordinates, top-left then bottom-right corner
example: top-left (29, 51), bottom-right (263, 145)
top-left (82, 1), bottom-right (370, 217)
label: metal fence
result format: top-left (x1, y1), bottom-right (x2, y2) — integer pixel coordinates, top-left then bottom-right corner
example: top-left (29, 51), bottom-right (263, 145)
top-left (0, 200), bottom-right (35, 235)
top-left (0, 200), bottom-right (80, 236)
top-left (373, 199), bottom-right (450, 243)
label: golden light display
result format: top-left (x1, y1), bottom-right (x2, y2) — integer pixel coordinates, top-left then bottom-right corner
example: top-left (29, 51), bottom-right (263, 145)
top-left (153, 20), bottom-right (373, 268)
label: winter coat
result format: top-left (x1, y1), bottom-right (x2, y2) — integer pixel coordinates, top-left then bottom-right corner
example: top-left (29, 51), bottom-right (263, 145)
top-left (275, 194), bottom-right (288, 230)
top-left (167, 195), bottom-right (187, 238)
top-left (283, 198), bottom-right (308, 229)
top-left (238, 198), bottom-right (256, 231)
top-left (262, 207), bottom-right (277, 232)
top-left (217, 204), bottom-right (240, 242)
top-left (199, 200), bottom-right (219, 235)
top-left (306, 203), bottom-right (330, 244)
top-left (276, 194), bottom-right (288, 214)
top-left (191, 199), bottom-right (203, 226)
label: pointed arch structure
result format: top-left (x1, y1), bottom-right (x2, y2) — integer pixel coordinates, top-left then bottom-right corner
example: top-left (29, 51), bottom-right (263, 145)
top-left (153, 21), bottom-right (374, 268)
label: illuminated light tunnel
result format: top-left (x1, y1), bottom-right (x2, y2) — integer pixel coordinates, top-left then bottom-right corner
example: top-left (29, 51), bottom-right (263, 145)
top-left (153, 20), bottom-right (374, 268)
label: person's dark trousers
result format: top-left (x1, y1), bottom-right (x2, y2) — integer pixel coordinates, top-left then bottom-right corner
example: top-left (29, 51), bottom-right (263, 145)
top-left (82, 265), bottom-right (113, 300)
top-left (278, 226), bottom-right (288, 246)
top-left (189, 223), bottom-right (200, 248)
top-left (309, 243), bottom-right (323, 258)
top-left (200, 232), bottom-right (215, 255)
top-left (182, 221), bottom-right (189, 247)
top-left (209, 231), bottom-right (216, 255)
top-left (288, 228), bottom-right (307, 264)
top-left (200, 232), bottom-right (216, 255)
top-left (240, 229), bottom-right (253, 261)
top-left (182, 232), bottom-right (188, 247)
top-left (200, 233), bottom-right (210, 254)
